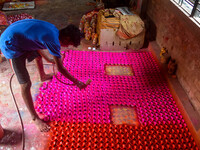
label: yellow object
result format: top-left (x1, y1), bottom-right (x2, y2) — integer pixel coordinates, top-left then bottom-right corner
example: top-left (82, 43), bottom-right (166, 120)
top-left (97, 9), bottom-right (120, 45)
top-left (85, 27), bottom-right (92, 41)
top-left (92, 33), bottom-right (98, 45)
top-left (84, 21), bottom-right (90, 33)
top-left (160, 47), bottom-right (167, 57)
top-left (97, 9), bottom-right (120, 30)
top-left (160, 47), bottom-right (169, 64)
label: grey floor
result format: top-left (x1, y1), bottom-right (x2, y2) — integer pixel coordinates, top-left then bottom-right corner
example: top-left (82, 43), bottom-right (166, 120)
top-left (3, 0), bottom-right (94, 29)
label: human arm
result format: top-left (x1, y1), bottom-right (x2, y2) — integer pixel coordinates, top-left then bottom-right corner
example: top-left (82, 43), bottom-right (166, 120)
top-left (37, 50), bottom-right (55, 64)
top-left (53, 56), bottom-right (87, 89)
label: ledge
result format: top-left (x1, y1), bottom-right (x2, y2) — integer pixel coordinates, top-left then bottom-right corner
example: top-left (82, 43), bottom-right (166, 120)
top-left (148, 41), bottom-right (200, 148)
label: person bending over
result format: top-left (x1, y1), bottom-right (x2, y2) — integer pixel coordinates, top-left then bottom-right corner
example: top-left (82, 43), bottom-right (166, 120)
top-left (0, 19), bottom-right (87, 132)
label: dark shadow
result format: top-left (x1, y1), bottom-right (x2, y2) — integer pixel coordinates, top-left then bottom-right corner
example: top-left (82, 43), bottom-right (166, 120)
top-left (143, 16), bottom-right (157, 48)
top-left (103, 0), bottom-right (130, 8)
top-left (0, 129), bottom-right (22, 145)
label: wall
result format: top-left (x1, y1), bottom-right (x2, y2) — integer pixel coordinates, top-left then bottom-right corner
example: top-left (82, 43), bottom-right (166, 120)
top-left (146, 0), bottom-right (200, 114)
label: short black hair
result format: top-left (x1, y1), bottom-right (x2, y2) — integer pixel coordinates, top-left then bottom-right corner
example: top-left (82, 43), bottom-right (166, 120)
top-left (59, 24), bottom-right (82, 47)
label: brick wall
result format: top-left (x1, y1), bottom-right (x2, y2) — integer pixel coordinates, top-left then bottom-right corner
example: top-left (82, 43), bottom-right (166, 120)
top-left (146, 0), bottom-right (200, 114)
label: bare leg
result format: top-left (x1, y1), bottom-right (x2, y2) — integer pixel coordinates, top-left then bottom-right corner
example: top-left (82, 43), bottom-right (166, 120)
top-left (20, 81), bottom-right (50, 132)
top-left (34, 56), bottom-right (54, 82)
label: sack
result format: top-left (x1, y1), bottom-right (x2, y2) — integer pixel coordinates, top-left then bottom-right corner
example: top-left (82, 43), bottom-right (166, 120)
top-left (116, 15), bottom-right (145, 40)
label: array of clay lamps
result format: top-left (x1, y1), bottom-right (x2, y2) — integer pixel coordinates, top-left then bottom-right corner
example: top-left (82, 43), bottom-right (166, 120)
top-left (35, 50), bottom-right (198, 149)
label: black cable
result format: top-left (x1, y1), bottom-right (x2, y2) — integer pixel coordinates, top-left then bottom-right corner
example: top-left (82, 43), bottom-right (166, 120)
top-left (9, 63), bottom-right (54, 150)
top-left (9, 73), bottom-right (25, 150)
top-left (51, 51), bottom-right (77, 86)
top-left (8, 58), bottom-right (78, 150)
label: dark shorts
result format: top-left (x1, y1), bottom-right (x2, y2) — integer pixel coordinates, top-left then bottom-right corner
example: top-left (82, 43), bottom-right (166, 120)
top-left (10, 51), bottom-right (40, 84)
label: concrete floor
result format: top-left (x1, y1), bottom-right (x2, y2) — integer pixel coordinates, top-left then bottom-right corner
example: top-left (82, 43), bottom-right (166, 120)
top-left (0, 0), bottom-right (200, 149)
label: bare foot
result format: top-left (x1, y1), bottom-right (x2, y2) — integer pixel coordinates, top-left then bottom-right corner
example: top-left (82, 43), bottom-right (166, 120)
top-left (33, 118), bottom-right (51, 132)
top-left (40, 73), bottom-right (54, 82)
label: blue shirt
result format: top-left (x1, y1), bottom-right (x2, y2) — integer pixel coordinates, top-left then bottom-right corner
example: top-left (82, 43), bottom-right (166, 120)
top-left (0, 19), bottom-right (61, 59)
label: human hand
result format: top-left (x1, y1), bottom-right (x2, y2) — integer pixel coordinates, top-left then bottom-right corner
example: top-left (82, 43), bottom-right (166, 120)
top-left (76, 80), bottom-right (87, 90)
